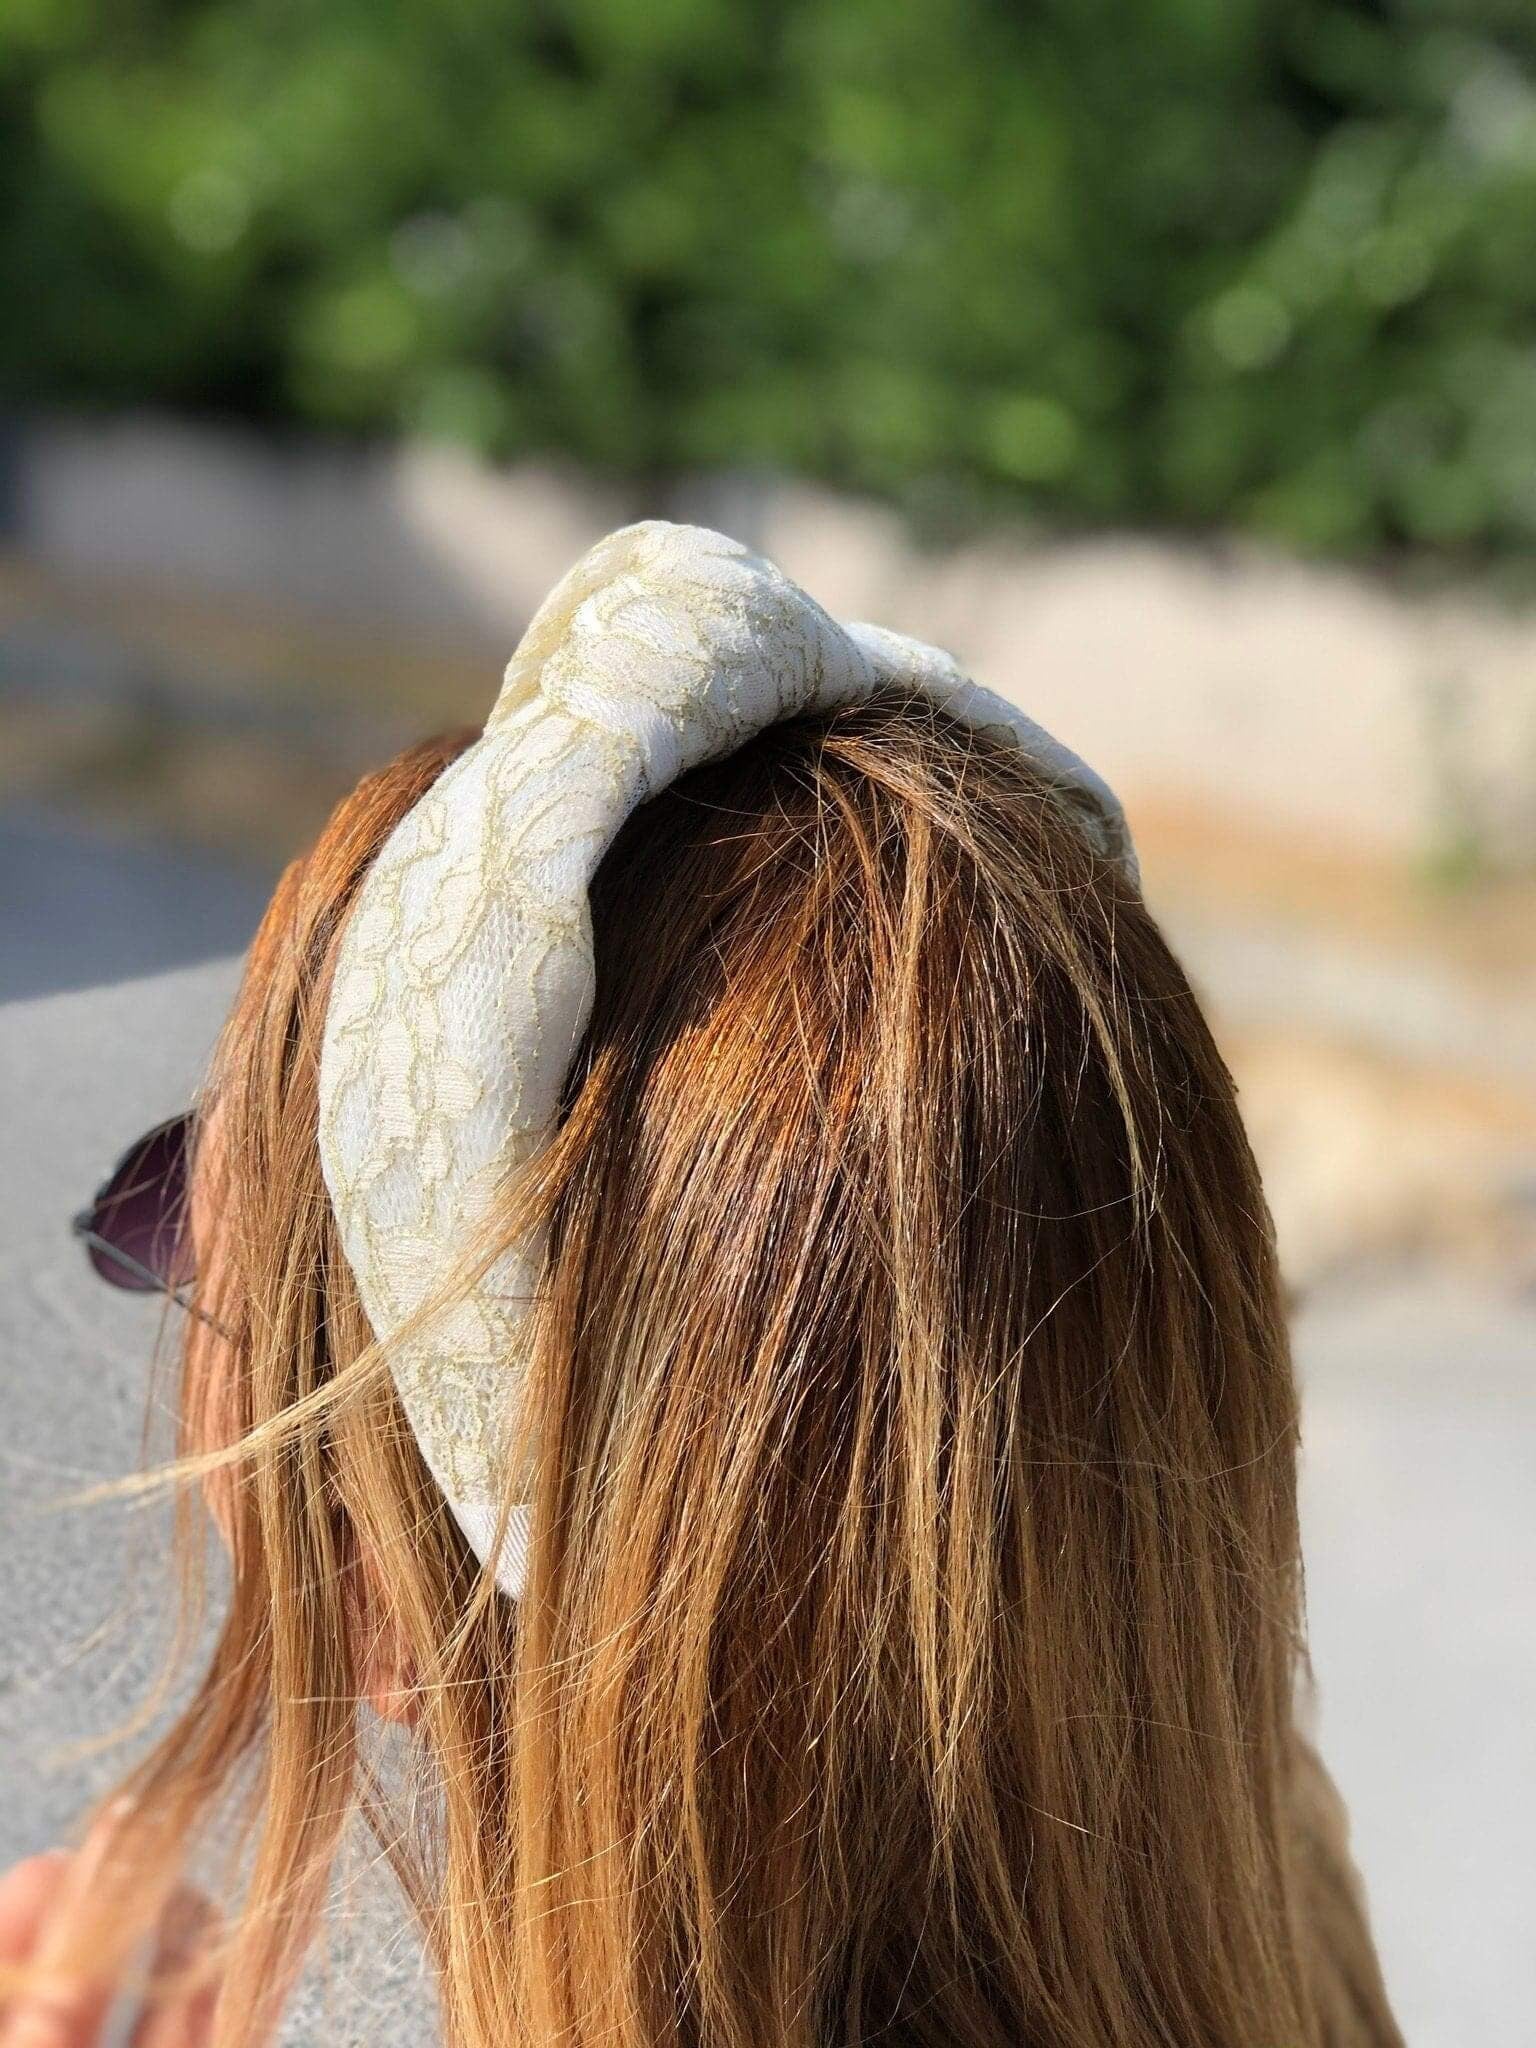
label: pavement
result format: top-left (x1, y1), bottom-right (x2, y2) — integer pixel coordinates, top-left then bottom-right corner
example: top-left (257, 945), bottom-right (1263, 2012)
top-left (1296, 1273), bottom-right (1535, 2045)
top-left (0, 808), bottom-right (272, 1004)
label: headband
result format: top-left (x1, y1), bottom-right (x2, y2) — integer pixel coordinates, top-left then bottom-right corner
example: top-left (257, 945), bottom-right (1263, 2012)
top-left (317, 520), bottom-right (1135, 1598)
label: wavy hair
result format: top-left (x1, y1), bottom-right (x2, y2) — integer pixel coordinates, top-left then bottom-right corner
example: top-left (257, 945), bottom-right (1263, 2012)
top-left (56, 692), bottom-right (1400, 2047)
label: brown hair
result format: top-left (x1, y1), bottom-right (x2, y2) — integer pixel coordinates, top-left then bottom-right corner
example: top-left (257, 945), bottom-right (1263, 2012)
top-left (53, 692), bottom-right (1401, 2045)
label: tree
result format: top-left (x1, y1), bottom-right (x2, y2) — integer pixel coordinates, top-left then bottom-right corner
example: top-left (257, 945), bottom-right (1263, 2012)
top-left (6, 0), bottom-right (1536, 562)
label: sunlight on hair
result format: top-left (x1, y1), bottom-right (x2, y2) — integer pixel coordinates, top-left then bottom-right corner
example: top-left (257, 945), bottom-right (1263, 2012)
top-left (47, 704), bottom-right (1401, 2048)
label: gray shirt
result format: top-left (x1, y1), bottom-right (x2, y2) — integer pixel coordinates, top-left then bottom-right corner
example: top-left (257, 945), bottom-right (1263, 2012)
top-left (0, 958), bottom-right (440, 2046)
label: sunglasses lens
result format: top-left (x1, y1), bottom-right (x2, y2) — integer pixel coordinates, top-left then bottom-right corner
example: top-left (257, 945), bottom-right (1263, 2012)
top-left (84, 1114), bottom-right (194, 1294)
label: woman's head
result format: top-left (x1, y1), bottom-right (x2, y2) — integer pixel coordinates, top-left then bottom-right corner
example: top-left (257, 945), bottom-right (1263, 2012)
top-left (76, 691), bottom-right (1397, 2048)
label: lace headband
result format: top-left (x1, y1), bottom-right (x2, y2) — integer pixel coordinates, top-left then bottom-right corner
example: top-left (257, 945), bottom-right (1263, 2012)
top-left (317, 520), bottom-right (1136, 1597)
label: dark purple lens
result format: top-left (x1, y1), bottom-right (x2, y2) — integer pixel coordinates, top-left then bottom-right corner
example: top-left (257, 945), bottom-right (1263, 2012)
top-left (81, 1113), bottom-right (194, 1294)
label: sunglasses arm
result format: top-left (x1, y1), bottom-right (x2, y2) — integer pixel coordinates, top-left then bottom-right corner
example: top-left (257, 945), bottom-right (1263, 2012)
top-left (70, 1212), bottom-right (234, 1339)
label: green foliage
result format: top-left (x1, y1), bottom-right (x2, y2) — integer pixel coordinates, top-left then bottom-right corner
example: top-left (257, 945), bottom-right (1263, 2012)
top-left (6, 0), bottom-right (1536, 560)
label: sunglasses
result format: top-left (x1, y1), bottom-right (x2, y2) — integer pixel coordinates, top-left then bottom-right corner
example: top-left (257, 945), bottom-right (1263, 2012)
top-left (71, 1111), bottom-right (228, 1334)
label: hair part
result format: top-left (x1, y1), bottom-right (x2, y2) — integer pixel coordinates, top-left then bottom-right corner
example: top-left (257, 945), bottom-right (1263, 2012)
top-left (55, 696), bottom-right (1400, 2047)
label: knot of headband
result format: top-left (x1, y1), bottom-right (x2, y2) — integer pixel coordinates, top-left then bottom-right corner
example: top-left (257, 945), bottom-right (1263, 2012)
top-left (317, 519), bottom-right (1136, 1597)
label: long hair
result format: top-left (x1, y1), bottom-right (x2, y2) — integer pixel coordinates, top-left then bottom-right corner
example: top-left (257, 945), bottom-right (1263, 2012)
top-left (55, 691), bottom-right (1401, 2046)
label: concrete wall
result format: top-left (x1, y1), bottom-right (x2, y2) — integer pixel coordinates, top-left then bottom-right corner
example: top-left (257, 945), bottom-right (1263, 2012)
top-left (12, 411), bottom-right (1536, 868)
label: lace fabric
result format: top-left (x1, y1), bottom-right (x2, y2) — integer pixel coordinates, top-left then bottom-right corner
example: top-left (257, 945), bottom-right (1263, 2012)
top-left (317, 520), bottom-right (1135, 1597)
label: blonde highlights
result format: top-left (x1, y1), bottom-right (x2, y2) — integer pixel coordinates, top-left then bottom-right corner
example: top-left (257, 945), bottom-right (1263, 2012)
top-left (61, 695), bottom-right (1400, 2045)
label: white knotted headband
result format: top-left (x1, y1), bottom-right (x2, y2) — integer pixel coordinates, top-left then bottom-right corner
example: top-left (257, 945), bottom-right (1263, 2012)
top-left (317, 520), bottom-right (1136, 1598)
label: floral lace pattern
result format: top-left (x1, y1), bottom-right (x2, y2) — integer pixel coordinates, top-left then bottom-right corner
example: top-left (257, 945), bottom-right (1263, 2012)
top-left (316, 520), bottom-right (1135, 1596)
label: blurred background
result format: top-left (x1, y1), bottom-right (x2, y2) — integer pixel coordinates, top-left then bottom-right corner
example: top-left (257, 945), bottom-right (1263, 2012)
top-left (1, 3), bottom-right (1532, 2040)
